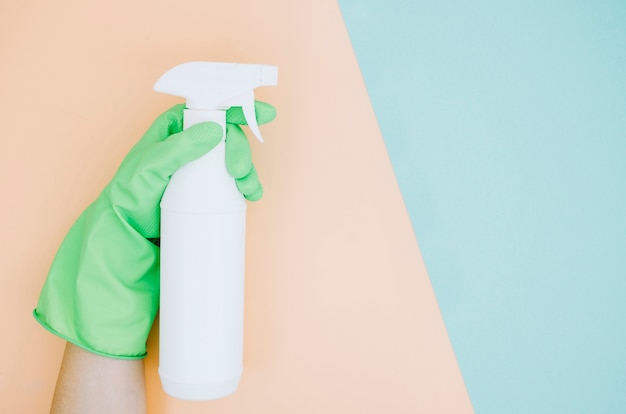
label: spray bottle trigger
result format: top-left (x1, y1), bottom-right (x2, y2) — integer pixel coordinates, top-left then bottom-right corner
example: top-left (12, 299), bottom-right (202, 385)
top-left (241, 91), bottom-right (264, 143)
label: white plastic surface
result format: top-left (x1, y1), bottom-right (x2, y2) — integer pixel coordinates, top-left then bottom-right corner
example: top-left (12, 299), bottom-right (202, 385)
top-left (155, 62), bottom-right (276, 401)
top-left (154, 62), bottom-right (278, 142)
top-left (159, 108), bottom-right (246, 401)
top-left (159, 207), bottom-right (246, 400)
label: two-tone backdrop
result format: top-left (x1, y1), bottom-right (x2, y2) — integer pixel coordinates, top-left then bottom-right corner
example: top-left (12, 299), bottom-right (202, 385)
top-left (339, 1), bottom-right (626, 413)
top-left (1, 0), bottom-right (624, 412)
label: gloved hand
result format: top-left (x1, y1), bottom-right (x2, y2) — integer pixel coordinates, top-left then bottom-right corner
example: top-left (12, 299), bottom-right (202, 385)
top-left (33, 102), bottom-right (276, 359)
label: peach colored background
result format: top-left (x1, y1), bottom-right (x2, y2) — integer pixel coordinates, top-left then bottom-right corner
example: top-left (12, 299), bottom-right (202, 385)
top-left (0, 0), bottom-right (472, 412)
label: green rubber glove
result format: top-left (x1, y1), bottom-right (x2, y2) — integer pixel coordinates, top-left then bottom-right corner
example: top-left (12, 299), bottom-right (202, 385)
top-left (33, 102), bottom-right (276, 359)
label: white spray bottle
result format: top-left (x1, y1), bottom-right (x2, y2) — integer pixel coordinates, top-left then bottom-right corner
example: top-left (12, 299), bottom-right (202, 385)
top-left (153, 62), bottom-right (278, 400)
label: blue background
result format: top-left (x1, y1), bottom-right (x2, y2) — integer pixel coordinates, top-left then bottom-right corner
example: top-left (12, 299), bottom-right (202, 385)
top-left (338, 1), bottom-right (626, 413)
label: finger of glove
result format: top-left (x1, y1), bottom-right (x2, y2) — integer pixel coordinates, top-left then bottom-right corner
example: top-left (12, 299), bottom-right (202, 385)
top-left (244, 186), bottom-right (264, 202)
top-left (133, 104), bottom-right (185, 152)
top-left (236, 165), bottom-right (263, 201)
top-left (148, 122), bottom-right (223, 178)
top-left (226, 101), bottom-right (277, 126)
top-left (225, 124), bottom-right (253, 179)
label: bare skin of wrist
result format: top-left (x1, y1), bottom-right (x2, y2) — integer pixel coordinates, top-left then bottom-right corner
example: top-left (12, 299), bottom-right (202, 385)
top-left (50, 342), bottom-right (146, 414)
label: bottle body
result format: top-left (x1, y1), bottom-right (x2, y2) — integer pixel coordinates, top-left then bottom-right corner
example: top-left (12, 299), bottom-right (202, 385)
top-left (159, 109), bottom-right (247, 400)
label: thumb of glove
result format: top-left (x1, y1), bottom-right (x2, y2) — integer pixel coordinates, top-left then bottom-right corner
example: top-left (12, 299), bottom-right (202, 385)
top-left (146, 121), bottom-right (224, 179)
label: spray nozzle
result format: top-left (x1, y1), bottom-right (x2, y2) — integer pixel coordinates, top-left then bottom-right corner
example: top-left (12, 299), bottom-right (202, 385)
top-left (154, 62), bottom-right (278, 142)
